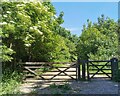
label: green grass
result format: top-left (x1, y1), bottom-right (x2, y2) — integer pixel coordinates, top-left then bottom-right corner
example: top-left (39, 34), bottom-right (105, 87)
top-left (1, 70), bottom-right (23, 95)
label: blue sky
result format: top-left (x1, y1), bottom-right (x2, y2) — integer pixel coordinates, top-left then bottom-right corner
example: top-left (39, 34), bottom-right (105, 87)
top-left (52, 2), bottom-right (118, 36)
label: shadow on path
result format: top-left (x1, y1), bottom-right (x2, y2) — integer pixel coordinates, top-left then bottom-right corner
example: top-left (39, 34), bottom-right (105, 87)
top-left (19, 77), bottom-right (119, 95)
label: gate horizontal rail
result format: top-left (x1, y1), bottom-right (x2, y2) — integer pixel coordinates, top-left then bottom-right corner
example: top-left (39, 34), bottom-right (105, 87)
top-left (79, 60), bottom-right (111, 63)
top-left (21, 62), bottom-right (76, 65)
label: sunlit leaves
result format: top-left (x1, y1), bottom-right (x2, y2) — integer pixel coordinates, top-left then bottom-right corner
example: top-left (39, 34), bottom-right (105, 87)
top-left (0, 45), bottom-right (15, 62)
top-left (1, 2), bottom-right (75, 62)
top-left (77, 15), bottom-right (118, 60)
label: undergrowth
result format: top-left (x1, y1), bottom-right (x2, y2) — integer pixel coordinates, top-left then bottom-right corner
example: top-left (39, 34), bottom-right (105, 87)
top-left (1, 69), bottom-right (23, 95)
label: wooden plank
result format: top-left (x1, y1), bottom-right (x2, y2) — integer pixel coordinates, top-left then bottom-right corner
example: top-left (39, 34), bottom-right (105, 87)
top-left (23, 70), bottom-right (76, 72)
top-left (89, 60), bottom-right (111, 62)
top-left (23, 68), bottom-right (76, 71)
top-left (91, 77), bottom-right (112, 79)
top-left (26, 73), bottom-right (76, 76)
top-left (89, 73), bottom-right (112, 74)
top-left (21, 62), bottom-right (76, 65)
top-left (53, 66), bottom-right (76, 68)
top-left (23, 65), bottom-right (50, 67)
top-left (80, 60), bottom-right (111, 63)
top-left (24, 79), bottom-right (76, 83)
top-left (89, 65), bottom-right (111, 66)
top-left (89, 69), bottom-right (111, 70)
top-left (27, 77), bottom-right (75, 80)
top-left (43, 74), bottom-right (76, 76)
top-left (23, 66), bottom-right (76, 69)
top-left (24, 66), bottom-right (45, 69)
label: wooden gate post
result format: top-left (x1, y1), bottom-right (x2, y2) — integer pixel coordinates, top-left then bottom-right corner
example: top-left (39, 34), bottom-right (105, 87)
top-left (87, 61), bottom-right (90, 80)
top-left (111, 58), bottom-right (118, 80)
top-left (77, 57), bottom-right (81, 80)
top-left (82, 61), bottom-right (86, 80)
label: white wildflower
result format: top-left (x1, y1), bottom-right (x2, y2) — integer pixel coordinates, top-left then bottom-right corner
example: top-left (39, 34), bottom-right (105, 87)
top-left (29, 27), bottom-right (33, 30)
top-left (3, 15), bottom-right (7, 18)
top-left (0, 22), bottom-right (7, 25)
top-left (8, 48), bottom-right (13, 52)
top-left (29, 27), bottom-right (34, 32)
top-left (33, 26), bottom-right (38, 29)
top-left (6, 11), bottom-right (11, 14)
top-left (16, 4), bottom-right (25, 7)
top-left (10, 21), bottom-right (15, 24)
top-left (37, 30), bottom-right (43, 35)
top-left (24, 44), bottom-right (31, 47)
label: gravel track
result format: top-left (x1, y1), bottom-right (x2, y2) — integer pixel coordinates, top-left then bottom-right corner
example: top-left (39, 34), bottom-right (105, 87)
top-left (19, 78), bottom-right (119, 95)
top-left (69, 78), bottom-right (118, 94)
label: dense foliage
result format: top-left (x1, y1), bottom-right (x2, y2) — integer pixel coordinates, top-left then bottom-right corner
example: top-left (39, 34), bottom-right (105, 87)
top-left (77, 15), bottom-right (118, 60)
top-left (1, 2), bottom-right (77, 62)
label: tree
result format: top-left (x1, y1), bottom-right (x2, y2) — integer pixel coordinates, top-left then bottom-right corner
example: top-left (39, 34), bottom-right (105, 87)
top-left (1, 2), bottom-right (76, 62)
top-left (77, 15), bottom-right (118, 60)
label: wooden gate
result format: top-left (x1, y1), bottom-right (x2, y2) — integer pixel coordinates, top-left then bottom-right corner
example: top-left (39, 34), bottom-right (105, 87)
top-left (78, 58), bottom-right (119, 80)
top-left (87, 60), bottom-right (112, 79)
top-left (22, 62), bottom-right (77, 82)
top-left (21, 58), bottom-right (118, 82)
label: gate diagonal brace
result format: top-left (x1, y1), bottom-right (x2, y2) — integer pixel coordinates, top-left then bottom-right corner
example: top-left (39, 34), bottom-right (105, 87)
top-left (24, 67), bottom-right (45, 80)
top-left (49, 64), bottom-right (76, 80)
top-left (56, 68), bottom-right (76, 80)
top-left (89, 61), bottom-right (111, 78)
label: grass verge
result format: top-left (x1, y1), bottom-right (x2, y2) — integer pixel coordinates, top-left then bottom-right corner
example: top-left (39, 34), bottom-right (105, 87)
top-left (1, 70), bottom-right (23, 95)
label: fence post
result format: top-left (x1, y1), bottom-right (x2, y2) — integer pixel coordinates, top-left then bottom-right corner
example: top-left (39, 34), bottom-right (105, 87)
top-left (82, 61), bottom-right (86, 80)
top-left (77, 57), bottom-right (81, 80)
top-left (87, 61), bottom-right (90, 80)
top-left (111, 58), bottom-right (118, 80)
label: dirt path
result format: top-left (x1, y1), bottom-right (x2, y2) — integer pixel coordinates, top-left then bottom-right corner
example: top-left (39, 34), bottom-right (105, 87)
top-left (19, 78), bottom-right (119, 95)
top-left (70, 78), bottom-right (118, 94)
